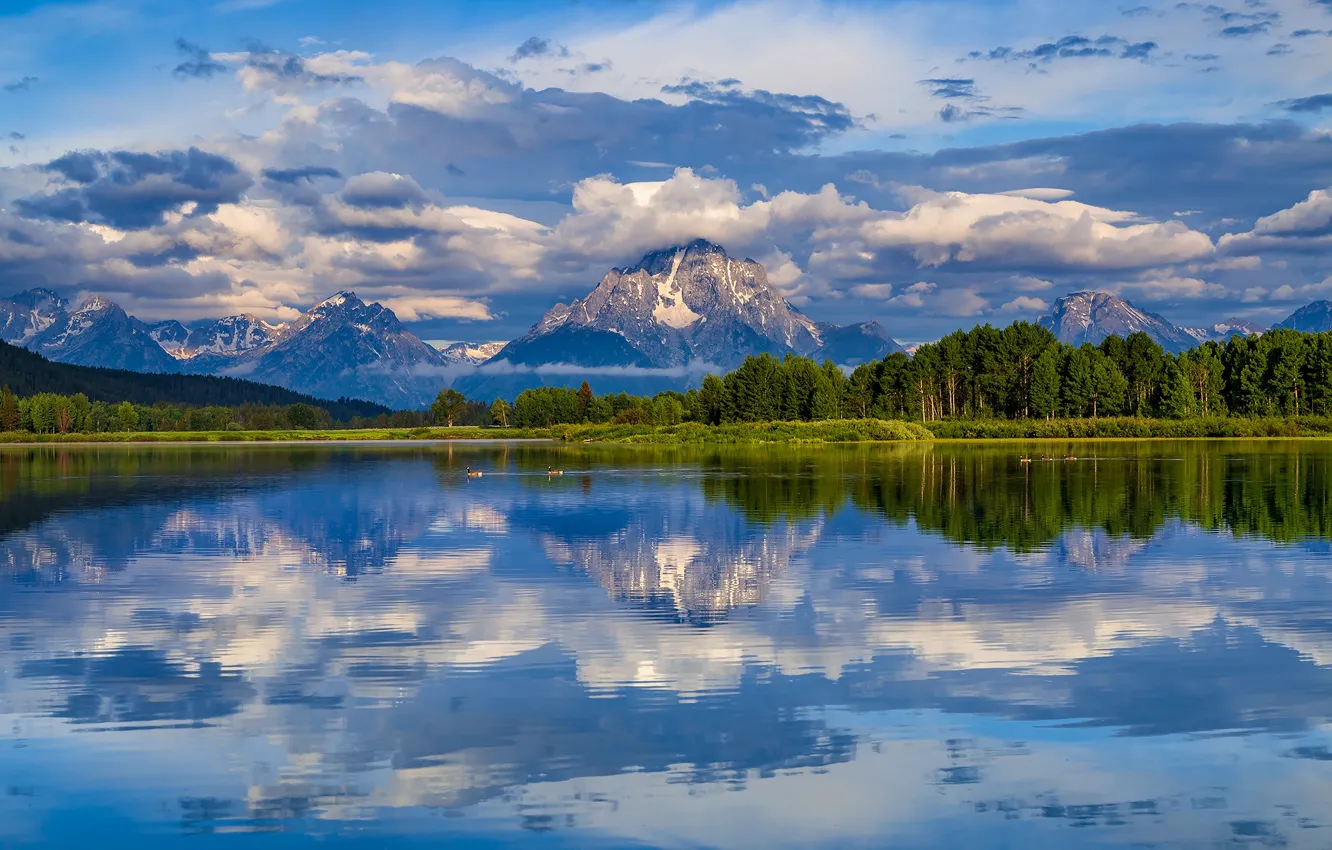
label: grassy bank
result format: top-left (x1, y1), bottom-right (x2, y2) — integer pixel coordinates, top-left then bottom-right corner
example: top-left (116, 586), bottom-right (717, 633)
top-left (4, 417), bottom-right (1332, 445)
top-left (924, 416), bottom-right (1332, 439)
top-left (0, 426), bottom-right (555, 444)
top-left (546, 419), bottom-right (934, 444)
top-left (0, 419), bottom-right (935, 445)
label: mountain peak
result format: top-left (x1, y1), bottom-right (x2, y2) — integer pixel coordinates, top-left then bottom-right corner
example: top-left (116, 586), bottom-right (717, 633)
top-left (312, 291), bottom-right (361, 311)
top-left (1039, 290), bottom-right (1200, 353)
top-left (1275, 300), bottom-right (1332, 333)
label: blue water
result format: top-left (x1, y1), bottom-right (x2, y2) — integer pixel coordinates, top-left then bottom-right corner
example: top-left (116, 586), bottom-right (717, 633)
top-left (2, 442), bottom-right (1332, 848)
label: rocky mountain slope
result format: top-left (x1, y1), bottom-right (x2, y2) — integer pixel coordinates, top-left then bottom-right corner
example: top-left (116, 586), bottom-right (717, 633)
top-left (1274, 301), bottom-right (1332, 334)
top-left (437, 341), bottom-right (506, 365)
top-left (0, 289), bottom-right (446, 408)
top-left (1038, 291), bottom-right (1212, 353)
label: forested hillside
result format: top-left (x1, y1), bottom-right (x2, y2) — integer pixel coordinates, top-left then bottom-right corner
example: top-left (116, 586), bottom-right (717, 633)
top-left (0, 341), bottom-right (388, 421)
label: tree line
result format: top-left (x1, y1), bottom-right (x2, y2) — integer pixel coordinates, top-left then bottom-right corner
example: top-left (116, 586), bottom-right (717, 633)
top-left (0, 391), bottom-right (496, 434)
top-left (484, 323), bottom-right (1332, 427)
top-left (0, 340), bottom-right (387, 420)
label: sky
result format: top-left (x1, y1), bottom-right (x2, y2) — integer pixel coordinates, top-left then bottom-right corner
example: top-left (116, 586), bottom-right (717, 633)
top-left (1, 0), bottom-right (1332, 345)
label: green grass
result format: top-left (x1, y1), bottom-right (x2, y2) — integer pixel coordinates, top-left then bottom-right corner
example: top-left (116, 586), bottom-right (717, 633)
top-left (924, 416), bottom-right (1332, 439)
top-left (544, 419), bottom-right (935, 444)
top-left (0, 426), bottom-right (556, 444)
top-left (7, 416), bottom-right (1332, 445)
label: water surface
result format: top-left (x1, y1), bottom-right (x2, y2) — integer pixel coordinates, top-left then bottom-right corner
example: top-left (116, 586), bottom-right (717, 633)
top-left (3, 441), bottom-right (1332, 848)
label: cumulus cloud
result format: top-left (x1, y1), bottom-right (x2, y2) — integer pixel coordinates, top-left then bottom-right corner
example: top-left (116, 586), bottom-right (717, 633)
top-left (17, 148), bottom-right (253, 229)
top-left (1001, 295), bottom-right (1048, 311)
top-left (1219, 187), bottom-right (1332, 253)
top-left (380, 294), bottom-right (493, 321)
top-left (858, 186), bottom-right (1215, 270)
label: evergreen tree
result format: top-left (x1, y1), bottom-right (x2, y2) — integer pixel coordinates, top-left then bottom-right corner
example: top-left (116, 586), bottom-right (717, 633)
top-left (0, 386), bottom-right (19, 431)
top-left (1029, 347), bottom-right (1061, 419)
top-left (1158, 358), bottom-right (1194, 419)
top-left (489, 398), bottom-right (510, 427)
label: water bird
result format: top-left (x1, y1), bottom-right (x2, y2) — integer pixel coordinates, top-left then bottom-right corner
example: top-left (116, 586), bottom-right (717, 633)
top-left (1065, 456), bottom-right (1077, 461)
top-left (1019, 457), bottom-right (1031, 464)
top-left (547, 466), bottom-right (564, 475)
top-left (466, 467), bottom-right (483, 478)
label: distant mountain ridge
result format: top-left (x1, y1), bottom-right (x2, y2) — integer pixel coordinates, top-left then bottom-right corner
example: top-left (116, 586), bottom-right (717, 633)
top-left (458, 240), bottom-right (903, 397)
top-left (0, 290), bottom-right (447, 409)
top-left (1274, 301), bottom-right (1332, 334)
top-left (0, 340), bottom-right (388, 419)
top-left (497, 240), bottom-right (901, 370)
top-left (1037, 291), bottom-right (1262, 353)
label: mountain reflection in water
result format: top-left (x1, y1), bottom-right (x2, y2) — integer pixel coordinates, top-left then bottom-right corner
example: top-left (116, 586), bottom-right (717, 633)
top-left (2, 441), bottom-right (1332, 848)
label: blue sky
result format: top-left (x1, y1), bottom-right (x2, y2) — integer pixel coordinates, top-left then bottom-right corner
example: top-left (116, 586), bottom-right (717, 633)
top-left (2, 0), bottom-right (1332, 343)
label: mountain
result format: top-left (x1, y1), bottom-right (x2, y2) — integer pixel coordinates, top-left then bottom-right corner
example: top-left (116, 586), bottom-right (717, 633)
top-left (147, 320), bottom-right (190, 356)
top-left (0, 288), bottom-right (445, 408)
top-left (499, 241), bottom-right (851, 368)
top-left (0, 288), bottom-right (67, 344)
top-left (437, 341), bottom-right (506, 365)
top-left (1275, 301), bottom-right (1332, 334)
top-left (0, 340), bottom-right (388, 420)
top-left (1183, 318), bottom-right (1265, 344)
top-left (461, 240), bottom-right (902, 396)
top-left (812, 320), bottom-right (905, 364)
top-left (1037, 291), bottom-right (1201, 353)
top-left (25, 295), bottom-right (182, 373)
top-left (210, 292), bottom-right (448, 409)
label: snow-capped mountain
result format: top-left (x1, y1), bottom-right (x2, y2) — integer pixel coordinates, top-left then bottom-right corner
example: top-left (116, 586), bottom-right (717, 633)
top-left (219, 292), bottom-right (447, 409)
top-left (172, 314), bottom-right (286, 373)
top-left (25, 295), bottom-right (180, 373)
top-left (1182, 318), bottom-right (1265, 344)
top-left (0, 288), bottom-right (447, 407)
top-left (1037, 291), bottom-right (1201, 353)
top-left (495, 240), bottom-right (901, 370)
top-left (0, 288), bottom-right (68, 345)
top-left (1274, 301), bottom-right (1332, 334)
top-left (147, 320), bottom-right (190, 356)
top-left (436, 341), bottom-right (506, 365)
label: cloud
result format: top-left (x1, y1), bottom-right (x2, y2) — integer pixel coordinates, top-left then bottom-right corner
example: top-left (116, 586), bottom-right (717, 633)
top-left (1001, 295), bottom-right (1048, 311)
top-left (17, 148), bottom-right (253, 229)
top-left (1219, 187), bottom-right (1332, 252)
top-left (858, 185), bottom-right (1215, 270)
top-left (211, 43), bottom-right (364, 94)
top-left (967, 34), bottom-right (1157, 63)
top-left (3, 76), bottom-right (38, 92)
top-left (1267, 43), bottom-right (1294, 56)
top-left (849, 283), bottom-right (894, 298)
top-left (172, 39), bottom-right (227, 79)
top-left (510, 37), bottom-right (566, 62)
top-left (1220, 22), bottom-right (1271, 36)
top-left (340, 171), bottom-right (428, 208)
top-left (261, 165), bottom-right (342, 184)
top-left (1276, 93), bottom-right (1332, 112)
top-left (379, 294), bottom-right (493, 321)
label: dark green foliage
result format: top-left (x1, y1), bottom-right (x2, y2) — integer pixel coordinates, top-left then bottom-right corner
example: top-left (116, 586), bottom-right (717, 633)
top-left (0, 340), bottom-right (387, 421)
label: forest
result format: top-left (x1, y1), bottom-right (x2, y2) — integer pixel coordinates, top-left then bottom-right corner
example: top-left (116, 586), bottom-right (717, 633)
top-left (503, 323), bottom-right (1332, 427)
top-left (0, 340), bottom-right (387, 421)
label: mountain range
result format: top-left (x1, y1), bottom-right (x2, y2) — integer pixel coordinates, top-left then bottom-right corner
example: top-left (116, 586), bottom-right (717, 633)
top-left (1037, 291), bottom-right (1267, 353)
top-left (2, 239), bottom-right (1327, 408)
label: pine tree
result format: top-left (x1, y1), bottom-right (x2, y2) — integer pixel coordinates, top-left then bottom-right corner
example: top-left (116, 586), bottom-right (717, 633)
top-left (576, 381), bottom-right (594, 421)
top-left (1029, 348), bottom-right (1061, 419)
top-left (0, 386), bottom-right (19, 432)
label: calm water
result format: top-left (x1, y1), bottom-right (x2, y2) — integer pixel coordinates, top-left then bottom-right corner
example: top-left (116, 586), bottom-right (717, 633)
top-left (3, 441), bottom-right (1332, 848)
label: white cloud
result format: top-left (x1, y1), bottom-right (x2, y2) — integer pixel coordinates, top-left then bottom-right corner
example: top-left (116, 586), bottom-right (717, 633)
top-left (850, 283), bottom-right (894, 299)
top-left (860, 187), bottom-right (1215, 270)
top-left (380, 295), bottom-right (494, 321)
top-left (1001, 295), bottom-right (1048, 312)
